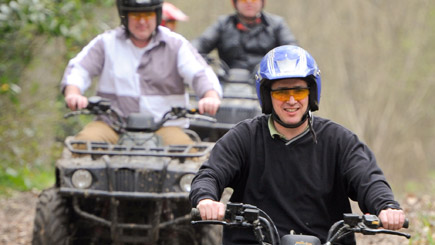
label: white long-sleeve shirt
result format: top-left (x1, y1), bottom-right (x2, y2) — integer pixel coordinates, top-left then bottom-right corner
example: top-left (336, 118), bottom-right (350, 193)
top-left (61, 26), bottom-right (222, 127)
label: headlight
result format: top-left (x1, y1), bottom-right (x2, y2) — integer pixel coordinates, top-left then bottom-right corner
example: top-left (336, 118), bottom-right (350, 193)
top-left (71, 170), bottom-right (93, 189)
top-left (179, 174), bottom-right (195, 192)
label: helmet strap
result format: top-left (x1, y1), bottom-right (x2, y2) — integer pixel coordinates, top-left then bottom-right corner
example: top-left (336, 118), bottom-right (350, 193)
top-left (271, 108), bottom-right (309, 129)
top-left (307, 111), bottom-right (318, 144)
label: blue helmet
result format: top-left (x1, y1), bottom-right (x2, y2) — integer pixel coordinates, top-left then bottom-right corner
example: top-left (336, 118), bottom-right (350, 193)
top-left (255, 45), bottom-right (322, 114)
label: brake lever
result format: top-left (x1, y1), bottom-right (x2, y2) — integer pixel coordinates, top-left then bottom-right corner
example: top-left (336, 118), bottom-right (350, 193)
top-left (189, 114), bottom-right (217, 123)
top-left (192, 219), bottom-right (255, 229)
top-left (357, 227), bottom-right (411, 239)
top-left (191, 220), bottom-right (228, 226)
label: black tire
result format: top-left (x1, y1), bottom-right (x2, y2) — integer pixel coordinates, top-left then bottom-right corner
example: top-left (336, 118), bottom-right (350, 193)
top-left (32, 188), bottom-right (71, 245)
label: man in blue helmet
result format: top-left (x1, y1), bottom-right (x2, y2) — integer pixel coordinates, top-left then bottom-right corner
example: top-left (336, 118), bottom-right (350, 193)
top-left (189, 45), bottom-right (406, 244)
top-left (61, 0), bottom-right (222, 145)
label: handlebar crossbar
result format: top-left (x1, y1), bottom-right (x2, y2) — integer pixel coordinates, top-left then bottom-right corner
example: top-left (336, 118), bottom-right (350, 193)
top-left (64, 96), bottom-right (217, 133)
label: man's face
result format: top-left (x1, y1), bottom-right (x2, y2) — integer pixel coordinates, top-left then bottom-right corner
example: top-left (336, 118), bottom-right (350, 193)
top-left (127, 11), bottom-right (157, 42)
top-left (270, 78), bottom-right (309, 126)
top-left (235, 0), bottom-right (262, 19)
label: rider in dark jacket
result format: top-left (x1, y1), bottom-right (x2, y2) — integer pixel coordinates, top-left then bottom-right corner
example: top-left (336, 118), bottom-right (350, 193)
top-left (191, 0), bottom-right (297, 74)
top-left (189, 45), bottom-right (406, 244)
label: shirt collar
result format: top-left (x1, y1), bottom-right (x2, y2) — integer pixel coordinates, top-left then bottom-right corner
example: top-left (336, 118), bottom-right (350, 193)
top-left (268, 116), bottom-right (312, 145)
top-left (116, 26), bottom-right (165, 51)
top-left (268, 115), bottom-right (283, 139)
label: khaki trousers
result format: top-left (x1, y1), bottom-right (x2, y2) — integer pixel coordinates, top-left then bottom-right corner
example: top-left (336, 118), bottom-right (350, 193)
top-left (74, 121), bottom-right (194, 145)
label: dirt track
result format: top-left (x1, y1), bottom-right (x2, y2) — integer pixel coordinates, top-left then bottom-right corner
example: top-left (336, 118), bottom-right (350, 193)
top-left (0, 191), bottom-right (432, 245)
top-left (0, 191), bottom-right (38, 245)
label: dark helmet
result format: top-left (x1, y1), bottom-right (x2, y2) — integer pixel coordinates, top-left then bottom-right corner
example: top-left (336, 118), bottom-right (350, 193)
top-left (255, 45), bottom-right (321, 114)
top-left (116, 0), bottom-right (163, 31)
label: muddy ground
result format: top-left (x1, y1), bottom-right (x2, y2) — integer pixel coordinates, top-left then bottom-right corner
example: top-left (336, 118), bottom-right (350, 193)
top-left (0, 191), bottom-right (38, 245)
top-left (0, 190), bottom-right (433, 245)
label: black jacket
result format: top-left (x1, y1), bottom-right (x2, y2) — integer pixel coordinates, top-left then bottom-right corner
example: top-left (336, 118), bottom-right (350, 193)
top-left (192, 12), bottom-right (297, 74)
top-left (190, 115), bottom-right (400, 244)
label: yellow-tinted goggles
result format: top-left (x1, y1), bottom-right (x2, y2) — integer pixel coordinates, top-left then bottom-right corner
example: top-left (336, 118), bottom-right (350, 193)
top-left (128, 11), bottom-right (156, 21)
top-left (270, 87), bottom-right (310, 101)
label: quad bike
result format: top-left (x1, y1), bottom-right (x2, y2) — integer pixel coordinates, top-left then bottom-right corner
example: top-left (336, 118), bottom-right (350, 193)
top-left (32, 96), bottom-right (221, 244)
top-left (189, 57), bottom-right (262, 142)
top-left (191, 202), bottom-right (411, 245)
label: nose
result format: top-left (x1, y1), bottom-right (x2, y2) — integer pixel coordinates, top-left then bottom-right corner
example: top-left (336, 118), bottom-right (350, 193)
top-left (286, 96), bottom-right (297, 104)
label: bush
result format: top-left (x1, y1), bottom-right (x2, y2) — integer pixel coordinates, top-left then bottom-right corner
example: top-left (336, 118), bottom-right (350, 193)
top-left (0, 0), bottom-right (115, 192)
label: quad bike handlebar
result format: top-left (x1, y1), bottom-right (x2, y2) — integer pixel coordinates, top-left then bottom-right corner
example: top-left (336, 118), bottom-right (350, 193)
top-left (64, 96), bottom-right (217, 133)
top-left (191, 202), bottom-right (411, 245)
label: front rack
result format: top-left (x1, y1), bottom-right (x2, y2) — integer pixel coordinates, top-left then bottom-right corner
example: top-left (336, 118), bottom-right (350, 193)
top-left (65, 138), bottom-right (214, 158)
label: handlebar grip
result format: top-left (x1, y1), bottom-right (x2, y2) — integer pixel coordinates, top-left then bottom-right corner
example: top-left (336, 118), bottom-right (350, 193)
top-left (379, 218), bottom-right (409, 229)
top-left (191, 208), bottom-right (202, 221)
top-left (403, 218), bottom-right (409, 229)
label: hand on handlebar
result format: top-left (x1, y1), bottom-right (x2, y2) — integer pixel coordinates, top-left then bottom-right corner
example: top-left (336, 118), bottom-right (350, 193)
top-left (198, 91), bottom-right (221, 116)
top-left (65, 94), bottom-right (88, 111)
top-left (196, 199), bottom-right (226, 221)
top-left (378, 208), bottom-right (406, 230)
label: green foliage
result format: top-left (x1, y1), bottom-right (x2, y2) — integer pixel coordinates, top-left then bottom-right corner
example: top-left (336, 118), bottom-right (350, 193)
top-left (0, 92), bottom-right (96, 193)
top-left (0, 165), bottom-right (54, 195)
top-left (0, 0), bottom-right (115, 193)
top-left (0, 100), bottom-right (61, 192)
top-left (0, 0), bottom-right (114, 101)
top-left (415, 215), bottom-right (434, 244)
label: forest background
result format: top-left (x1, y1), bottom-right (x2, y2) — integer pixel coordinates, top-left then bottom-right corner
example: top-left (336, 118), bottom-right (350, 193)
top-left (0, 0), bottom-right (434, 243)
